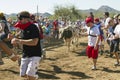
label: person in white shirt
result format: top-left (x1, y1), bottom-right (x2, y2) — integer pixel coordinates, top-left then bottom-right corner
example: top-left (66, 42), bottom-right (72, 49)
top-left (104, 12), bottom-right (111, 29)
top-left (110, 15), bottom-right (120, 66)
top-left (114, 16), bottom-right (120, 36)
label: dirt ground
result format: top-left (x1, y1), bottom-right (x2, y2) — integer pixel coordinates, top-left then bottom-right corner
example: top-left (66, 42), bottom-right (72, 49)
top-left (0, 37), bottom-right (120, 80)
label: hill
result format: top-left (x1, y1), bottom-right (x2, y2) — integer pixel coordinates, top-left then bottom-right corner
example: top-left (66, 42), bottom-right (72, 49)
top-left (5, 12), bottom-right (52, 19)
top-left (4, 5), bottom-right (120, 19)
top-left (97, 5), bottom-right (119, 13)
top-left (79, 5), bottom-right (120, 17)
top-left (80, 5), bottom-right (120, 13)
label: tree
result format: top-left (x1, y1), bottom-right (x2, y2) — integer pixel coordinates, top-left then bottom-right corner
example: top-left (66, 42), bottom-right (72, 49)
top-left (70, 6), bottom-right (81, 20)
top-left (53, 5), bottom-right (81, 21)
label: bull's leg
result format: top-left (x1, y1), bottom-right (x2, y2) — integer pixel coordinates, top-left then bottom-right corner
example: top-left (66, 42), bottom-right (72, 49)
top-left (76, 36), bottom-right (79, 47)
top-left (65, 39), bottom-right (71, 53)
top-left (68, 40), bottom-right (71, 52)
top-left (63, 39), bottom-right (66, 46)
top-left (72, 37), bottom-right (75, 51)
top-left (0, 51), bottom-right (4, 65)
top-left (72, 36), bottom-right (78, 51)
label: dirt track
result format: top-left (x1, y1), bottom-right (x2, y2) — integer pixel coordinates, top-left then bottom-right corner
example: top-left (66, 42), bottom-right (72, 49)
top-left (0, 37), bottom-right (120, 80)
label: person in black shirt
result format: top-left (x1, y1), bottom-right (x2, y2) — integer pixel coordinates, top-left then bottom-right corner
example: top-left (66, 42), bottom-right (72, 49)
top-left (12, 11), bottom-right (41, 80)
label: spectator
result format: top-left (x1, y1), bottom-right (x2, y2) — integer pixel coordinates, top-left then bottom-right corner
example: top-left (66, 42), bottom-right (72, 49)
top-left (85, 17), bottom-right (100, 70)
top-left (0, 12), bottom-right (19, 63)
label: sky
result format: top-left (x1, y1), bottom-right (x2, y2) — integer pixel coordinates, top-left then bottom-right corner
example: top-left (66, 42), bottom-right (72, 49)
top-left (0, 0), bottom-right (120, 14)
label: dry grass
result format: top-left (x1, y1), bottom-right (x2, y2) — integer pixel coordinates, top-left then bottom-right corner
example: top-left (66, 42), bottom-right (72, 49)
top-left (0, 37), bottom-right (120, 80)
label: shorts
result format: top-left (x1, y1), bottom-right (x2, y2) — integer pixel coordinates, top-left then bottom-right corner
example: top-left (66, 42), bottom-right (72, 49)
top-left (20, 57), bottom-right (41, 77)
top-left (110, 41), bottom-right (119, 53)
top-left (86, 45), bottom-right (99, 59)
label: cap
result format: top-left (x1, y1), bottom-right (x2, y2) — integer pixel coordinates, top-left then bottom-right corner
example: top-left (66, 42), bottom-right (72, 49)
top-left (114, 14), bottom-right (118, 18)
top-left (30, 14), bottom-right (35, 20)
top-left (17, 11), bottom-right (30, 19)
top-left (118, 16), bottom-right (120, 19)
top-left (85, 17), bottom-right (94, 24)
top-left (0, 12), bottom-right (4, 18)
top-left (94, 18), bottom-right (99, 22)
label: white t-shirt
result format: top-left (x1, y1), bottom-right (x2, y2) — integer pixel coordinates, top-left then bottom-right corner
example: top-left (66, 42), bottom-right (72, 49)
top-left (87, 25), bottom-right (100, 46)
top-left (114, 24), bottom-right (120, 37)
top-left (104, 17), bottom-right (111, 28)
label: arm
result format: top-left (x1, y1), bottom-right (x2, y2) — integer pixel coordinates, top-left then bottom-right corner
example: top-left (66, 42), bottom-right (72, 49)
top-left (19, 38), bottom-right (39, 46)
top-left (95, 35), bottom-right (100, 45)
top-left (15, 28), bottom-right (22, 37)
top-left (94, 35), bottom-right (100, 49)
top-left (0, 23), bottom-right (5, 32)
top-left (103, 25), bottom-right (109, 30)
top-left (80, 32), bottom-right (88, 36)
top-left (114, 34), bottom-right (119, 39)
top-left (80, 28), bottom-right (88, 36)
top-left (12, 38), bottom-right (39, 46)
top-left (94, 27), bottom-right (100, 49)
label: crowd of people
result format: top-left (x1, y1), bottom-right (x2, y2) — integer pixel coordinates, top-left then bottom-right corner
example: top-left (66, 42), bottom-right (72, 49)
top-left (0, 10), bottom-right (120, 80)
top-left (84, 12), bottom-right (120, 70)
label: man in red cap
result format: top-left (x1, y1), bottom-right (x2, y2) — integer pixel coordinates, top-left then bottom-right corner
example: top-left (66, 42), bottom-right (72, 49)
top-left (85, 17), bottom-right (100, 70)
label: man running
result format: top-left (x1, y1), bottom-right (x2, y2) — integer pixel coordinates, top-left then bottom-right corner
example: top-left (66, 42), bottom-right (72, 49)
top-left (12, 11), bottom-right (42, 80)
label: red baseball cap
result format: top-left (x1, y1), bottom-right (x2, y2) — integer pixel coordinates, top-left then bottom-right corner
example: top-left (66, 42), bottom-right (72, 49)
top-left (85, 17), bottom-right (93, 24)
top-left (30, 14), bottom-right (35, 20)
top-left (94, 18), bottom-right (99, 22)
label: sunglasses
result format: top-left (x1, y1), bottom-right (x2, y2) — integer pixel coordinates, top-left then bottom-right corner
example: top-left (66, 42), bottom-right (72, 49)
top-left (17, 14), bottom-right (30, 20)
top-left (18, 17), bottom-right (23, 20)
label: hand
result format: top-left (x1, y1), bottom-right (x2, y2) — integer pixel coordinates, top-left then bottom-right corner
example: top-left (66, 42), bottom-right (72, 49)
top-left (10, 55), bottom-right (19, 62)
top-left (94, 45), bottom-right (98, 50)
top-left (108, 37), bottom-right (113, 41)
top-left (7, 33), bottom-right (14, 40)
top-left (11, 38), bottom-right (19, 45)
top-left (108, 35), bottom-right (115, 41)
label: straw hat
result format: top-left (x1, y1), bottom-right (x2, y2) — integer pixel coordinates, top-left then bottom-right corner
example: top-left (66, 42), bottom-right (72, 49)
top-left (0, 12), bottom-right (4, 18)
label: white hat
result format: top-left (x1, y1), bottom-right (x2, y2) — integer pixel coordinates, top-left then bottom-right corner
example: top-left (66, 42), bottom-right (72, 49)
top-left (118, 16), bottom-right (120, 19)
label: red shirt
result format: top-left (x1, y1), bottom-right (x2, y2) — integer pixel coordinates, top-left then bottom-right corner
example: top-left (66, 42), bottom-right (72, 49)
top-left (53, 20), bottom-right (58, 30)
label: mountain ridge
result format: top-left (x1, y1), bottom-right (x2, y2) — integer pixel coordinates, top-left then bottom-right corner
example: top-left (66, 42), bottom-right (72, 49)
top-left (79, 5), bottom-right (120, 14)
top-left (5, 5), bottom-right (120, 18)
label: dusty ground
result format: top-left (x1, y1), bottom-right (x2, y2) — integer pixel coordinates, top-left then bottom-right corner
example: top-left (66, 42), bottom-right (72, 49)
top-left (0, 37), bottom-right (120, 80)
